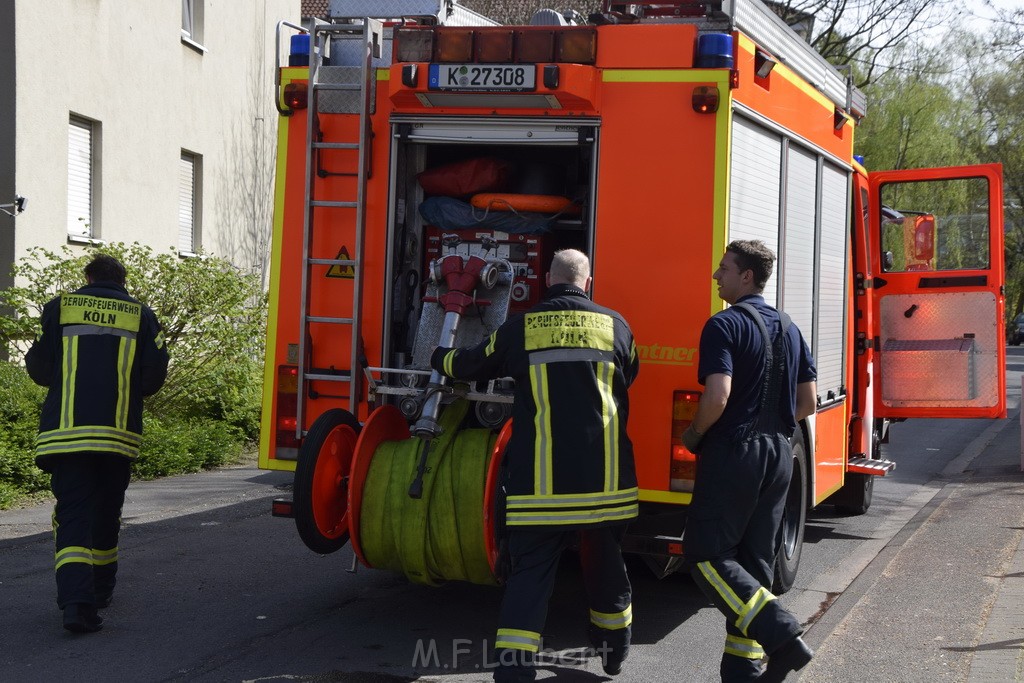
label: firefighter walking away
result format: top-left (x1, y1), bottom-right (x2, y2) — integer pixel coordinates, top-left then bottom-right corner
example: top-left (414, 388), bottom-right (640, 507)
top-left (26, 254), bottom-right (169, 633)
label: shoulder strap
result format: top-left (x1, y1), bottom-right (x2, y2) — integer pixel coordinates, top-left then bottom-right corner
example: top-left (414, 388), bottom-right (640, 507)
top-left (734, 302), bottom-right (792, 427)
top-left (733, 302), bottom-right (772, 365)
top-left (734, 303), bottom-right (790, 346)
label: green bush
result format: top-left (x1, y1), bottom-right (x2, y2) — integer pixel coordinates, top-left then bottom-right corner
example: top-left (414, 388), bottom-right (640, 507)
top-left (0, 243), bottom-right (267, 441)
top-left (0, 243), bottom-right (267, 508)
top-left (0, 361), bottom-right (49, 503)
top-left (0, 359), bottom-right (249, 508)
top-left (135, 415), bottom-right (244, 479)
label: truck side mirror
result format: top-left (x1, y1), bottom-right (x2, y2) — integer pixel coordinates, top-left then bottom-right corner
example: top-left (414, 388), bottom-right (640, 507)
top-left (882, 251), bottom-right (895, 272)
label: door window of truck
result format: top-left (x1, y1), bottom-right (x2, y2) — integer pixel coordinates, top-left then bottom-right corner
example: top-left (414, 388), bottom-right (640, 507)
top-left (879, 177), bottom-right (990, 272)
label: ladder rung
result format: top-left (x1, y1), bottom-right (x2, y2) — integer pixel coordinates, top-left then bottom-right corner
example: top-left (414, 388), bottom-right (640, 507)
top-left (847, 457), bottom-right (896, 476)
top-left (313, 141), bottom-right (359, 150)
top-left (307, 316), bottom-right (354, 324)
top-left (308, 258), bottom-right (357, 267)
top-left (305, 373), bottom-right (353, 383)
top-left (310, 200), bottom-right (358, 208)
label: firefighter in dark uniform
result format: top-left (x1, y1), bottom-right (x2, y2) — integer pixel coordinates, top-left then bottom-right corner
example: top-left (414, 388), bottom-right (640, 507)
top-left (26, 254), bottom-right (169, 633)
top-left (682, 240), bottom-right (817, 682)
top-left (431, 249), bottom-right (639, 682)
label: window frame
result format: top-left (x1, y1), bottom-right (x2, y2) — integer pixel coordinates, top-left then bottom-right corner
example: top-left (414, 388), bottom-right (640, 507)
top-left (181, 0), bottom-right (206, 52)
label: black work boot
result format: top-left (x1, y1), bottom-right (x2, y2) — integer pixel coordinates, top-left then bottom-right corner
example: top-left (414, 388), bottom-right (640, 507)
top-left (63, 603), bottom-right (104, 633)
top-left (94, 591), bottom-right (113, 609)
top-left (589, 631), bottom-right (628, 676)
top-left (761, 636), bottom-right (813, 682)
top-left (600, 648), bottom-right (626, 676)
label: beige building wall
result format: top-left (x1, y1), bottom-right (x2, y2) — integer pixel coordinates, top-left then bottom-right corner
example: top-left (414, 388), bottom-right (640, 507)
top-left (11, 0), bottom-right (299, 281)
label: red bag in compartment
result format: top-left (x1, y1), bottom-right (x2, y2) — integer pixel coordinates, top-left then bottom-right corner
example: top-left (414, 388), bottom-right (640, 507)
top-left (417, 157), bottom-right (514, 198)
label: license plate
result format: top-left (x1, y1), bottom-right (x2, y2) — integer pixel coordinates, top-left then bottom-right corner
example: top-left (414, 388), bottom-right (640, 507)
top-left (428, 64), bottom-right (536, 92)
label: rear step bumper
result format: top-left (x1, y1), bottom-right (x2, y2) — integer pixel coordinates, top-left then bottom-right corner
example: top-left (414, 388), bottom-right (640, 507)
top-left (847, 457), bottom-right (896, 476)
top-left (621, 533), bottom-right (685, 557)
top-left (272, 497), bottom-right (295, 518)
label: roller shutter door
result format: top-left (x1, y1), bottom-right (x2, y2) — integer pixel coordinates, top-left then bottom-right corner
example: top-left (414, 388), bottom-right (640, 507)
top-left (729, 116), bottom-right (781, 306)
top-left (815, 162), bottom-right (849, 400)
top-left (781, 145), bottom-right (816, 336)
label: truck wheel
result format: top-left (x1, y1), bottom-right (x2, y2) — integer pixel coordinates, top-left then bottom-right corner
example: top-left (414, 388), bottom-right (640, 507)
top-left (294, 408), bottom-right (361, 554)
top-left (833, 426), bottom-right (879, 516)
top-left (834, 473), bottom-right (874, 516)
top-left (773, 426), bottom-right (807, 594)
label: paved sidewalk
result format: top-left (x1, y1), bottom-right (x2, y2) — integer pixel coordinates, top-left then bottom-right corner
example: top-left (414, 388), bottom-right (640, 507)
top-left (802, 409), bottom-right (1024, 682)
top-left (965, 412), bottom-right (1024, 683)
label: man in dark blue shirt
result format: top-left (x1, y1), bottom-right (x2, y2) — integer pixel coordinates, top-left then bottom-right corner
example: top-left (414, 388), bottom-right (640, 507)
top-left (682, 240), bottom-right (817, 682)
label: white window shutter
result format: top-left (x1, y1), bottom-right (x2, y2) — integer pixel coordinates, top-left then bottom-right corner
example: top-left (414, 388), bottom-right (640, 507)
top-left (67, 119), bottom-right (92, 237)
top-left (179, 154), bottom-right (195, 252)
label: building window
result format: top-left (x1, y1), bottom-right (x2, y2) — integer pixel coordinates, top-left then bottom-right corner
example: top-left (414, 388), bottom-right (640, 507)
top-left (181, 0), bottom-right (204, 49)
top-left (68, 116), bottom-right (97, 240)
top-left (179, 151), bottom-right (202, 255)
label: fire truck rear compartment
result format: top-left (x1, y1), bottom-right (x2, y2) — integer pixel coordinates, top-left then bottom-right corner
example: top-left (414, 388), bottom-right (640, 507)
top-left (382, 123), bottom-right (597, 387)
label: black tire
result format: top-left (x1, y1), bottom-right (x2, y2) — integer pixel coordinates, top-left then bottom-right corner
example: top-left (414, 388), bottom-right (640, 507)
top-left (833, 425), bottom-right (880, 516)
top-left (834, 473), bottom-right (874, 516)
top-left (773, 426), bottom-right (807, 594)
top-left (294, 408), bottom-right (361, 554)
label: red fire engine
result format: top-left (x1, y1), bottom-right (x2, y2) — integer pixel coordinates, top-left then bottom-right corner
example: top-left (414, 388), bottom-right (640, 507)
top-left (261, 0), bottom-right (1006, 590)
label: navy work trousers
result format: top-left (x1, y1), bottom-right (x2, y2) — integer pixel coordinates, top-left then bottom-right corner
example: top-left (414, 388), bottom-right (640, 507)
top-left (493, 523), bottom-right (632, 682)
top-left (685, 432), bottom-right (803, 682)
top-left (48, 452), bottom-right (131, 609)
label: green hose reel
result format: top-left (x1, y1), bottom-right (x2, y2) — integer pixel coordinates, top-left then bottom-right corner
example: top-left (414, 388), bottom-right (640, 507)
top-left (358, 399), bottom-right (499, 586)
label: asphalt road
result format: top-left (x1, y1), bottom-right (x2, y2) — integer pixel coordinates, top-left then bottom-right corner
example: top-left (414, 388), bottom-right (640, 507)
top-left (1, 351), bottom-right (1018, 683)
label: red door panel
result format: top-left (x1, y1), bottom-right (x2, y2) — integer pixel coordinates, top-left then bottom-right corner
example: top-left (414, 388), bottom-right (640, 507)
top-left (867, 164), bottom-right (1006, 419)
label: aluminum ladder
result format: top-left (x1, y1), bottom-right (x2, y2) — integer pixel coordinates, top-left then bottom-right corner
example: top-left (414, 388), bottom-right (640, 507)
top-left (295, 17), bottom-right (382, 434)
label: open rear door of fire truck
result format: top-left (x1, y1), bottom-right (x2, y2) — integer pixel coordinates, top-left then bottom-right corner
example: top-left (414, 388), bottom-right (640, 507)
top-left (868, 164), bottom-right (1006, 420)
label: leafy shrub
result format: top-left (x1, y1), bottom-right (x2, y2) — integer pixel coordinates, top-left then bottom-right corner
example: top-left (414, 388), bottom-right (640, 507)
top-left (0, 243), bottom-right (267, 441)
top-left (0, 361), bottom-right (49, 503)
top-left (135, 415), bottom-right (244, 479)
top-left (0, 243), bottom-right (266, 507)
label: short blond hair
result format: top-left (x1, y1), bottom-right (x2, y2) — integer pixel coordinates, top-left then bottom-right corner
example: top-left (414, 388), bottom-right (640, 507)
top-left (549, 249), bottom-right (590, 287)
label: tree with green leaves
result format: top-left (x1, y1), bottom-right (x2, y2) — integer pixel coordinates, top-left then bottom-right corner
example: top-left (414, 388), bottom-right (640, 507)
top-left (956, 30), bottom-right (1024, 320)
top-left (853, 40), bottom-right (977, 171)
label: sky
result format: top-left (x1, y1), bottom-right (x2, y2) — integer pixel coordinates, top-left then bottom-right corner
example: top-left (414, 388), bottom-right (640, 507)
top-left (970, 0), bottom-right (1023, 26)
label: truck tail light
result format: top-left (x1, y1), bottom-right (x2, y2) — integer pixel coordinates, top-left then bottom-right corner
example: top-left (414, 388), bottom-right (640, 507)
top-left (556, 28), bottom-right (597, 64)
top-left (394, 26), bottom-right (597, 67)
top-left (692, 86), bottom-right (719, 113)
top-left (435, 29), bottom-right (474, 62)
top-left (283, 83), bottom-right (308, 111)
top-left (516, 30), bottom-right (555, 63)
top-left (670, 390), bottom-right (701, 492)
top-left (476, 29), bottom-right (514, 62)
top-left (276, 365), bottom-right (300, 454)
top-left (396, 27), bottom-right (434, 62)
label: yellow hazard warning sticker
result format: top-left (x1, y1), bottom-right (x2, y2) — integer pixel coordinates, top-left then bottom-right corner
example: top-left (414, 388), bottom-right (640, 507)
top-left (326, 247), bottom-right (354, 279)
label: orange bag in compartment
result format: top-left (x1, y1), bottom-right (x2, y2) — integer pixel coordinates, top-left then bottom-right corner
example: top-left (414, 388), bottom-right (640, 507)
top-left (469, 193), bottom-right (581, 215)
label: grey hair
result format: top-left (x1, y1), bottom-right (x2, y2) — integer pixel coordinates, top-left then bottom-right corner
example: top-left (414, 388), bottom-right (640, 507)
top-left (549, 249), bottom-right (591, 287)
